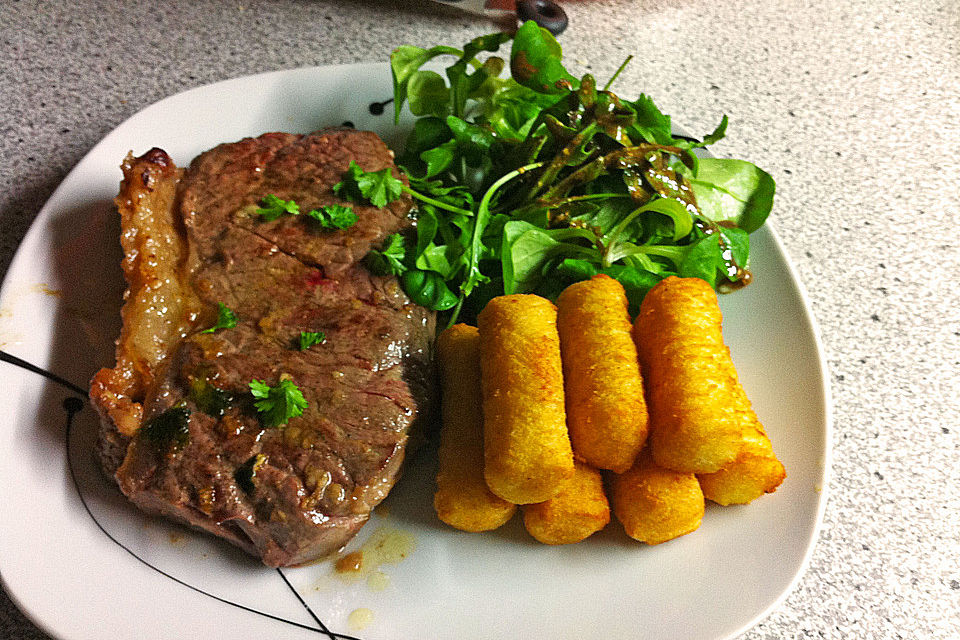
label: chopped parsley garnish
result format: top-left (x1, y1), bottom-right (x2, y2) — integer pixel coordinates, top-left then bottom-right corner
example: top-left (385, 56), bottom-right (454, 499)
top-left (201, 302), bottom-right (238, 334)
top-left (234, 453), bottom-right (267, 494)
top-left (298, 331), bottom-right (326, 351)
top-left (139, 405), bottom-right (191, 453)
top-left (249, 378), bottom-right (308, 427)
top-left (366, 233), bottom-right (407, 276)
top-left (333, 160), bottom-right (404, 208)
top-left (255, 194), bottom-right (300, 221)
top-left (188, 376), bottom-right (234, 417)
top-left (305, 204), bottom-right (358, 230)
top-left (255, 194), bottom-right (358, 232)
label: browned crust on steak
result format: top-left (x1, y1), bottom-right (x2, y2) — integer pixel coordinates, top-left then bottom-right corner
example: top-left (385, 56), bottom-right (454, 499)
top-left (90, 130), bottom-right (433, 566)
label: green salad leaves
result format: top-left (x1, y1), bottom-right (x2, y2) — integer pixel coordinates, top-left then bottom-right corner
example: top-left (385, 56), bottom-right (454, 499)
top-left (365, 22), bottom-right (775, 324)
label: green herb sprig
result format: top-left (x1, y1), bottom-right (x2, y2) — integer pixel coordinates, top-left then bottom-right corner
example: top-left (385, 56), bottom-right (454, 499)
top-left (334, 162), bottom-right (405, 208)
top-left (255, 194), bottom-right (358, 231)
top-left (305, 205), bottom-right (358, 230)
top-left (256, 194), bottom-right (299, 221)
top-left (201, 302), bottom-right (238, 334)
top-left (249, 379), bottom-right (308, 428)
top-left (139, 405), bottom-right (191, 453)
top-left (234, 453), bottom-right (267, 494)
top-left (298, 331), bottom-right (326, 351)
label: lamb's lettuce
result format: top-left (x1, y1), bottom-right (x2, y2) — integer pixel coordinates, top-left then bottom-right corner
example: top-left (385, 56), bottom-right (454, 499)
top-left (360, 23), bottom-right (776, 325)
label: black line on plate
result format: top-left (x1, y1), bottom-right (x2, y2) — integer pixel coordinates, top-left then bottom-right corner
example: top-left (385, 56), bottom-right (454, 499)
top-left (6, 349), bottom-right (362, 637)
top-left (276, 568), bottom-right (331, 633)
top-left (368, 98), bottom-right (393, 116)
top-left (62, 397), bottom-right (336, 635)
top-left (1, 350), bottom-right (88, 396)
top-left (276, 569), bottom-right (363, 640)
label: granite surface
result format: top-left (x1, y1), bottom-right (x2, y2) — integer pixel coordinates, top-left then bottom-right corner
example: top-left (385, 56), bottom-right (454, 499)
top-left (2, 0), bottom-right (959, 638)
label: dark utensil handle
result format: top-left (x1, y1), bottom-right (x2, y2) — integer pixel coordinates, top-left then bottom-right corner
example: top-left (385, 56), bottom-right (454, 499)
top-left (516, 0), bottom-right (568, 35)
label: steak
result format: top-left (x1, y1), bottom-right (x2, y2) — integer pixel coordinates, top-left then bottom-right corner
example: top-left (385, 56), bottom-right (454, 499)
top-left (90, 129), bottom-right (434, 567)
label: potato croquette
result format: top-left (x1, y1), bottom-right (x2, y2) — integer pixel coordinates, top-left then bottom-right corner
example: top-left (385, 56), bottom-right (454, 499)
top-left (610, 450), bottom-right (704, 545)
top-left (434, 325), bottom-right (518, 531)
top-left (698, 424), bottom-right (786, 505)
top-left (556, 275), bottom-right (649, 473)
top-left (633, 276), bottom-right (756, 474)
top-left (478, 294), bottom-right (574, 505)
top-left (523, 460), bottom-right (610, 545)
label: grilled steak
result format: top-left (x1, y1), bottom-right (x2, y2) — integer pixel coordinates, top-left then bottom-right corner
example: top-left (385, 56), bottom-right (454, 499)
top-left (90, 130), bottom-right (434, 567)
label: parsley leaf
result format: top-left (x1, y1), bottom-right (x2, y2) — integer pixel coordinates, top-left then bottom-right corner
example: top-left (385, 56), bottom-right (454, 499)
top-left (249, 379), bottom-right (308, 428)
top-left (139, 405), bottom-right (191, 452)
top-left (305, 204), bottom-right (358, 230)
top-left (201, 302), bottom-right (238, 334)
top-left (234, 453), bottom-right (267, 494)
top-left (333, 161), bottom-right (404, 208)
top-left (298, 331), bottom-right (326, 351)
top-left (256, 194), bottom-right (300, 221)
top-left (366, 233), bottom-right (408, 276)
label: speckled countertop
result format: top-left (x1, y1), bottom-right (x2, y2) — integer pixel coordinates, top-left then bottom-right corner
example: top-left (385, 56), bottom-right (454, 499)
top-left (2, 0), bottom-right (959, 638)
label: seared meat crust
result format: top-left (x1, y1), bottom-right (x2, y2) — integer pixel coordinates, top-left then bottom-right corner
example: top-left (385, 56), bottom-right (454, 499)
top-left (90, 130), bottom-right (434, 567)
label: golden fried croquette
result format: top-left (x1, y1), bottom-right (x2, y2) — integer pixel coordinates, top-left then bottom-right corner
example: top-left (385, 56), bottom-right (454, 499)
top-left (523, 460), bottom-right (610, 544)
top-left (556, 275), bottom-right (649, 473)
top-left (633, 276), bottom-right (757, 474)
top-left (478, 294), bottom-right (574, 504)
top-left (434, 324), bottom-right (518, 531)
top-left (610, 449), bottom-right (704, 545)
top-left (697, 424), bottom-right (786, 505)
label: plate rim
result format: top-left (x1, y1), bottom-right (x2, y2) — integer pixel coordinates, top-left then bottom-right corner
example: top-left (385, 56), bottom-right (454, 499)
top-left (0, 62), bottom-right (832, 640)
top-left (721, 219), bottom-right (833, 639)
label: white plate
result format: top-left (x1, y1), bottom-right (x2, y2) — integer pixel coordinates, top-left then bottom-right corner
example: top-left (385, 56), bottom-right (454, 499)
top-left (0, 63), bottom-right (831, 640)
